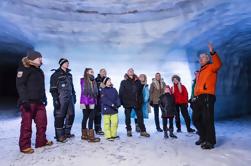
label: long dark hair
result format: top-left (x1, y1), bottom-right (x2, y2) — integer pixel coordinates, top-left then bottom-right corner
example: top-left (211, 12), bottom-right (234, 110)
top-left (83, 68), bottom-right (98, 98)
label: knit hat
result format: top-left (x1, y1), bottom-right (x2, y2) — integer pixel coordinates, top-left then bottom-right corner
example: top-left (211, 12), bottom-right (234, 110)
top-left (103, 77), bottom-right (110, 86)
top-left (27, 51), bottom-right (42, 61)
top-left (59, 58), bottom-right (69, 66)
top-left (171, 74), bottom-right (181, 82)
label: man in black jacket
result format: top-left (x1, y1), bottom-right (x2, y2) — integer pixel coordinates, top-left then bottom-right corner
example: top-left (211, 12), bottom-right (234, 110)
top-left (50, 58), bottom-right (76, 142)
top-left (119, 68), bottom-right (150, 137)
top-left (94, 68), bottom-right (107, 135)
top-left (16, 51), bottom-right (52, 154)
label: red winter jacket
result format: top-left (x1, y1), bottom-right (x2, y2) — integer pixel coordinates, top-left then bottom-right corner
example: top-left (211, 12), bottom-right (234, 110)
top-left (171, 84), bottom-right (188, 105)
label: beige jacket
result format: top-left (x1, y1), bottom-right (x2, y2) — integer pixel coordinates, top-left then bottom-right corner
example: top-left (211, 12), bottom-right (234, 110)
top-left (150, 78), bottom-right (166, 104)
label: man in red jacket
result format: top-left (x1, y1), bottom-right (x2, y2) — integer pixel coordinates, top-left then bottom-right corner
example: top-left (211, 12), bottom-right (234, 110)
top-left (171, 75), bottom-right (195, 133)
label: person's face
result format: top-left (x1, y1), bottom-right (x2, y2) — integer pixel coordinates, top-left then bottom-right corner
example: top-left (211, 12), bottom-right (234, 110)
top-left (62, 62), bottom-right (69, 69)
top-left (100, 69), bottom-right (107, 77)
top-left (139, 75), bottom-right (145, 83)
top-left (165, 87), bottom-right (171, 94)
top-left (172, 78), bottom-right (179, 84)
top-left (155, 73), bottom-right (161, 81)
top-left (106, 79), bottom-right (112, 87)
top-left (199, 54), bottom-right (210, 66)
top-left (127, 68), bottom-right (134, 77)
top-left (32, 57), bottom-right (42, 66)
top-left (88, 69), bottom-right (94, 76)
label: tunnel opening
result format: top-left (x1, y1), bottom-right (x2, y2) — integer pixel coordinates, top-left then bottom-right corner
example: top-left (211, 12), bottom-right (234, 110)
top-left (0, 50), bottom-right (30, 112)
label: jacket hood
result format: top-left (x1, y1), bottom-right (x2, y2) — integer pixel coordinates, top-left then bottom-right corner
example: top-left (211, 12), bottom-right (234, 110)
top-left (124, 74), bottom-right (138, 81)
top-left (21, 56), bottom-right (41, 68)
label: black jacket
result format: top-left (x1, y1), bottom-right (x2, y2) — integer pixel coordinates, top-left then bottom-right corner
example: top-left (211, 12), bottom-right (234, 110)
top-left (50, 68), bottom-right (76, 101)
top-left (16, 61), bottom-right (46, 105)
top-left (119, 74), bottom-right (143, 109)
top-left (95, 74), bottom-right (106, 107)
top-left (159, 93), bottom-right (176, 118)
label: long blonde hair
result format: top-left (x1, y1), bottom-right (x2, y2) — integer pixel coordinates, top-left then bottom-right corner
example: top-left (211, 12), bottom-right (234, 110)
top-left (139, 74), bottom-right (147, 84)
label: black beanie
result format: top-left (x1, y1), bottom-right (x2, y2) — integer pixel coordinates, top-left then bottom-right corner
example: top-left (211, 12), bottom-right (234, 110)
top-left (103, 77), bottom-right (110, 86)
top-left (27, 51), bottom-right (42, 60)
top-left (59, 58), bottom-right (69, 66)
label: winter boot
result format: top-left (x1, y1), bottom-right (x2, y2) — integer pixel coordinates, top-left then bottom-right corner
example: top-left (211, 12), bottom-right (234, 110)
top-left (169, 131), bottom-right (177, 139)
top-left (127, 131), bottom-right (132, 137)
top-left (81, 129), bottom-right (89, 140)
top-left (21, 148), bottom-right (34, 154)
top-left (88, 129), bottom-right (100, 143)
top-left (135, 124), bottom-right (140, 133)
top-left (195, 138), bottom-right (205, 145)
top-left (45, 140), bottom-right (53, 146)
top-left (57, 136), bottom-right (67, 143)
top-left (201, 142), bottom-right (214, 150)
top-left (157, 128), bottom-right (163, 132)
top-left (187, 128), bottom-right (196, 133)
top-left (65, 133), bottom-right (75, 138)
top-left (164, 131), bottom-right (169, 139)
top-left (96, 130), bottom-right (105, 136)
top-left (140, 131), bottom-right (150, 137)
top-left (177, 128), bottom-right (182, 133)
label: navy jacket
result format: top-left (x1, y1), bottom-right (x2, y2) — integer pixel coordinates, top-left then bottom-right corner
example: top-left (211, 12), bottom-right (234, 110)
top-left (100, 86), bottom-right (121, 115)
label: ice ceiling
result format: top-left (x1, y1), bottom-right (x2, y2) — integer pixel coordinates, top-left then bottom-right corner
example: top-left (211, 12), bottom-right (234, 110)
top-left (0, 0), bottom-right (251, 119)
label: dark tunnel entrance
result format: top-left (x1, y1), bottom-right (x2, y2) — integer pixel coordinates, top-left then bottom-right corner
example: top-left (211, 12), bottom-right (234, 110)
top-left (0, 51), bottom-right (28, 112)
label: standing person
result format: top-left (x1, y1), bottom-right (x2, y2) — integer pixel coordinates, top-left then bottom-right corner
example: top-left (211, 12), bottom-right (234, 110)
top-left (189, 71), bottom-right (199, 133)
top-left (94, 68), bottom-right (107, 135)
top-left (100, 77), bottom-right (121, 141)
top-left (50, 58), bottom-right (76, 143)
top-left (131, 74), bottom-right (150, 132)
top-left (119, 68), bottom-right (150, 137)
top-left (171, 75), bottom-right (195, 133)
top-left (16, 51), bottom-right (53, 154)
top-left (80, 68), bottom-right (100, 143)
top-left (193, 43), bottom-right (222, 149)
top-left (150, 73), bottom-right (166, 132)
top-left (159, 85), bottom-right (177, 139)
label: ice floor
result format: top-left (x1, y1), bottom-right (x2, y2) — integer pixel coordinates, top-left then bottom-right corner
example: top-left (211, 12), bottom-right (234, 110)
top-left (0, 109), bottom-right (251, 166)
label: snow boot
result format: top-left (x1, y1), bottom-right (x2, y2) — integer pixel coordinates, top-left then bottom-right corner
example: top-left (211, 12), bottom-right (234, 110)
top-left (88, 129), bottom-right (100, 143)
top-left (81, 129), bottom-right (89, 140)
top-left (127, 131), bottom-right (132, 137)
top-left (164, 131), bottom-right (169, 139)
top-left (57, 136), bottom-right (67, 143)
top-left (169, 131), bottom-right (177, 139)
top-left (201, 142), bottom-right (214, 150)
top-left (157, 128), bottom-right (163, 132)
top-left (140, 131), bottom-right (150, 137)
top-left (107, 138), bottom-right (115, 141)
top-left (177, 128), bottom-right (182, 133)
top-left (65, 133), bottom-right (75, 138)
top-left (96, 130), bottom-right (105, 136)
top-left (21, 148), bottom-right (34, 154)
top-left (187, 128), bottom-right (196, 133)
top-left (195, 139), bottom-right (204, 146)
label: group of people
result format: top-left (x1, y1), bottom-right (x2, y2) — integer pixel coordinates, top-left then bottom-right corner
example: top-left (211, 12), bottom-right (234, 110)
top-left (16, 43), bottom-right (222, 154)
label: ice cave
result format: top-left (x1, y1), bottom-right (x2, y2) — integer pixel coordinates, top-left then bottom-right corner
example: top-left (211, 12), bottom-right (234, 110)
top-left (0, 0), bottom-right (250, 166)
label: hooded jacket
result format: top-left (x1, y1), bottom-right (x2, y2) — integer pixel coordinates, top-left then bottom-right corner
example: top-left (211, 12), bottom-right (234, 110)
top-left (16, 57), bottom-right (47, 105)
top-left (119, 74), bottom-right (143, 109)
top-left (194, 52), bottom-right (222, 96)
top-left (150, 78), bottom-right (166, 104)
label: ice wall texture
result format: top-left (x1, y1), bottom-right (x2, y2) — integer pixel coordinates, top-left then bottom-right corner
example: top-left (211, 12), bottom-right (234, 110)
top-left (0, 0), bottom-right (251, 119)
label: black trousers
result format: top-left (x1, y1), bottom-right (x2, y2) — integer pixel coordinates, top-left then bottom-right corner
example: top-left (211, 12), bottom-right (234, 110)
top-left (193, 94), bottom-right (216, 145)
top-left (82, 106), bottom-right (95, 129)
top-left (162, 117), bottom-right (174, 131)
top-left (125, 107), bottom-right (146, 132)
top-left (94, 105), bottom-right (102, 132)
top-left (175, 104), bottom-right (192, 130)
top-left (153, 104), bottom-right (161, 129)
top-left (54, 97), bottom-right (75, 138)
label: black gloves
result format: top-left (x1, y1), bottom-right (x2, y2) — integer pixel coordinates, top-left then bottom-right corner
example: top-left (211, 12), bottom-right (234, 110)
top-left (53, 99), bottom-right (60, 110)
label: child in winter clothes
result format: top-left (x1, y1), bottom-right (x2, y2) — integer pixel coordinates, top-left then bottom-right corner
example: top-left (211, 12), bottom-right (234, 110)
top-left (100, 77), bottom-right (121, 141)
top-left (159, 85), bottom-right (177, 139)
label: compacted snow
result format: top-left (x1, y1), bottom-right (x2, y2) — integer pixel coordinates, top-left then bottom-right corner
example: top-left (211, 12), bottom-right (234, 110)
top-left (0, 110), bottom-right (250, 166)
